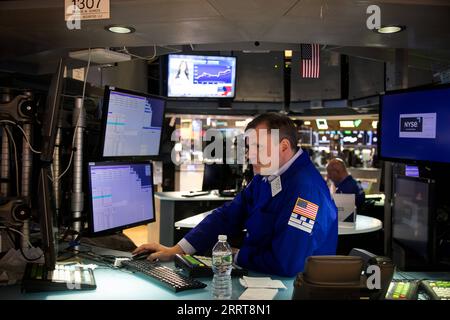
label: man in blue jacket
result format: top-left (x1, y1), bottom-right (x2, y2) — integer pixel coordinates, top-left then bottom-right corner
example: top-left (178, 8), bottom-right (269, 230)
top-left (326, 158), bottom-right (366, 211)
top-left (134, 113), bottom-right (338, 277)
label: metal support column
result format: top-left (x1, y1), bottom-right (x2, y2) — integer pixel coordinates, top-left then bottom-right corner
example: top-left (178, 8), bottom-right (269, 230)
top-left (71, 97), bottom-right (85, 234)
top-left (0, 92), bottom-right (12, 197)
top-left (51, 126), bottom-right (62, 217)
top-left (21, 123), bottom-right (33, 247)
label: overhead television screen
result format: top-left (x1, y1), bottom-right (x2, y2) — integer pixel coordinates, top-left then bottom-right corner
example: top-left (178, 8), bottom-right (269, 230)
top-left (167, 54), bottom-right (236, 98)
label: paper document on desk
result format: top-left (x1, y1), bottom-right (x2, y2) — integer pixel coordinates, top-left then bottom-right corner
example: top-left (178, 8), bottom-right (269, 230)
top-left (240, 276), bottom-right (287, 289)
top-left (333, 193), bottom-right (356, 225)
top-left (239, 288), bottom-right (278, 300)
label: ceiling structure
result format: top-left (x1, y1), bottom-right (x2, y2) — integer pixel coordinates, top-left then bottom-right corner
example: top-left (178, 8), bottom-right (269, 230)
top-left (0, 0), bottom-right (449, 118)
top-left (1, 0), bottom-right (450, 62)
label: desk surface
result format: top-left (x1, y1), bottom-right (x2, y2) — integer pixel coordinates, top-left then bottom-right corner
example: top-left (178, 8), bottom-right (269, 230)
top-left (366, 193), bottom-right (385, 207)
top-left (155, 191), bottom-right (234, 202)
top-left (0, 245), bottom-right (294, 300)
top-left (175, 212), bottom-right (382, 235)
top-left (1, 245), bottom-right (449, 300)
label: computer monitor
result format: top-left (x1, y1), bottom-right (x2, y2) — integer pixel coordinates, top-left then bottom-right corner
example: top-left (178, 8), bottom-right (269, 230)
top-left (405, 165), bottom-right (420, 178)
top-left (87, 161), bottom-right (156, 235)
top-left (167, 54), bottom-right (237, 98)
top-left (38, 166), bottom-right (57, 270)
top-left (202, 163), bottom-right (236, 192)
top-left (100, 86), bottom-right (165, 158)
top-left (379, 85), bottom-right (450, 164)
top-left (392, 175), bottom-right (436, 268)
top-left (40, 58), bottom-right (64, 162)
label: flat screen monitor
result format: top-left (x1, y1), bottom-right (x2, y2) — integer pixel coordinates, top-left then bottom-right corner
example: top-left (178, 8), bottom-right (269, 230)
top-left (379, 85), bottom-right (450, 164)
top-left (405, 165), bottom-right (420, 178)
top-left (167, 54), bottom-right (236, 98)
top-left (392, 176), bottom-right (435, 265)
top-left (38, 166), bottom-right (57, 270)
top-left (87, 161), bottom-right (156, 235)
top-left (101, 86), bottom-right (165, 158)
top-left (40, 58), bottom-right (64, 162)
top-left (202, 163), bottom-right (236, 192)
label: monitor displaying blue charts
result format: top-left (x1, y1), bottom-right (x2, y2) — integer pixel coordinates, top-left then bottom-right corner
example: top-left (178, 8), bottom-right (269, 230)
top-left (101, 86), bottom-right (165, 158)
top-left (88, 162), bottom-right (155, 234)
top-left (379, 86), bottom-right (450, 164)
top-left (167, 54), bottom-right (237, 98)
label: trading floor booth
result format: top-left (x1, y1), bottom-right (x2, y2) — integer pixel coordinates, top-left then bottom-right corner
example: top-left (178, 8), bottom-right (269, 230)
top-left (0, 14), bottom-right (450, 303)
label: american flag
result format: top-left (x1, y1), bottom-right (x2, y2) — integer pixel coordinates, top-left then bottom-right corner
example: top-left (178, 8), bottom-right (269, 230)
top-left (293, 197), bottom-right (319, 220)
top-left (301, 44), bottom-right (320, 78)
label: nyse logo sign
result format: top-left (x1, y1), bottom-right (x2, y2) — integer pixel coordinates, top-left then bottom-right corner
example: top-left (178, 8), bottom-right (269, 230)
top-left (399, 113), bottom-right (436, 139)
top-left (400, 117), bottom-right (423, 132)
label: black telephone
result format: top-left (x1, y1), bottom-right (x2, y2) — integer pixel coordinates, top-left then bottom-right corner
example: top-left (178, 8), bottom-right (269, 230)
top-left (174, 254), bottom-right (248, 278)
top-left (348, 248), bottom-right (395, 300)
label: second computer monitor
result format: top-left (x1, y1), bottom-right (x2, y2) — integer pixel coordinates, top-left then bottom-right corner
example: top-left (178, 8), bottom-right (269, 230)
top-left (202, 163), bottom-right (235, 192)
top-left (87, 161), bottom-right (156, 235)
top-left (101, 86), bottom-right (165, 158)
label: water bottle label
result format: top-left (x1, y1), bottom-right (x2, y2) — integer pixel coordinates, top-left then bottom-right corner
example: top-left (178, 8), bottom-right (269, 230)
top-left (213, 254), bottom-right (232, 266)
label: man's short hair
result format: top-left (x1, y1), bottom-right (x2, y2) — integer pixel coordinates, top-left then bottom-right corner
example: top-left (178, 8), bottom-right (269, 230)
top-left (245, 112), bottom-right (299, 151)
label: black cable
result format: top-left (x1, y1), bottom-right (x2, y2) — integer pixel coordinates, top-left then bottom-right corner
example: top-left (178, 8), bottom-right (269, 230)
top-left (2, 226), bottom-right (43, 261)
top-left (57, 252), bottom-right (77, 262)
top-left (5, 229), bottom-right (18, 249)
top-left (19, 246), bottom-right (43, 262)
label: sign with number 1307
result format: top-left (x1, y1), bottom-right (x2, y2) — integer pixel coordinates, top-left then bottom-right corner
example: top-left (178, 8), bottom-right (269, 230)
top-left (65, 0), bottom-right (110, 21)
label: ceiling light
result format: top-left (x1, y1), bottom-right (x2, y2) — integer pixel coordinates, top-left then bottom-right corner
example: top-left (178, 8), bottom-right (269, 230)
top-left (284, 50), bottom-right (293, 58)
top-left (106, 25), bottom-right (135, 34)
top-left (69, 48), bottom-right (131, 64)
top-left (375, 25), bottom-right (405, 34)
top-left (304, 121), bottom-right (311, 126)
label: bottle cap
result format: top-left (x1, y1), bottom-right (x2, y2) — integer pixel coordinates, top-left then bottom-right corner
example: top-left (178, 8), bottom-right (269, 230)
top-left (218, 235), bottom-right (227, 241)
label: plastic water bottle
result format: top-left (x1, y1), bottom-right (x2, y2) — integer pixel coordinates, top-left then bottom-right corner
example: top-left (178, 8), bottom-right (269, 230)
top-left (212, 234), bottom-right (233, 300)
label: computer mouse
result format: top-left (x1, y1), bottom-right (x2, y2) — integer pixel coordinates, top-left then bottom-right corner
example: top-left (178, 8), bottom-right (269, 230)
top-left (131, 251), bottom-right (152, 260)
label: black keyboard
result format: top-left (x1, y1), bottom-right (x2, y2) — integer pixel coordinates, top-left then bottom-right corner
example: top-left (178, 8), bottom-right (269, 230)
top-left (122, 260), bottom-right (207, 293)
top-left (420, 280), bottom-right (450, 300)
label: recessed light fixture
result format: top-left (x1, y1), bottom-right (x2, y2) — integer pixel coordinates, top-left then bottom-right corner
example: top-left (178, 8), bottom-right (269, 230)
top-left (375, 25), bottom-right (405, 34)
top-left (106, 25), bottom-right (135, 34)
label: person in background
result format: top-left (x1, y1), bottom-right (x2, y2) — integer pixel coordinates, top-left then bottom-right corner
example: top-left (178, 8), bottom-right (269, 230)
top-left (175, 60), bottom-right (189, 80)
top-left (326, 158), bottom-right (366, 210)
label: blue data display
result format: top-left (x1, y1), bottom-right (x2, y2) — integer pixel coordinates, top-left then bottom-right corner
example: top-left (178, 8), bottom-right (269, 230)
top-left (102, 88), bottom-right (165, 157)
top-left (380, 86), bottom-right (450, 163)
top-left (88, 163), bottom-right (154, 233)
top-left (168, 54), bottom-right (236, 98)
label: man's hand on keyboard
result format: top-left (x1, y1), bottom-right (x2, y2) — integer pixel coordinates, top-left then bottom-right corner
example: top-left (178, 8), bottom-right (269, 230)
top-left (132, 243), bottom-right (184, 262)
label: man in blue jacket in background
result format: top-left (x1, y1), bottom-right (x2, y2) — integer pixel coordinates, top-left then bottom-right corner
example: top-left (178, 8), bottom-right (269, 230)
top-left (134, 113), bottom-right (338, 277)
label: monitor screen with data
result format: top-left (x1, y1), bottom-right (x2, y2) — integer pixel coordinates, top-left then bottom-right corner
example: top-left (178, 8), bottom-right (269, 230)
top-left (88, 161), bottom-right (156, 234)
top-left (101, 86), bottom-right (165, 158)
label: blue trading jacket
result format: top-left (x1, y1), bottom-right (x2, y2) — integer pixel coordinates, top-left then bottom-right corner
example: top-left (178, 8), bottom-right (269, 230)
top-left (184, 151), bottom-right (338, 277)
